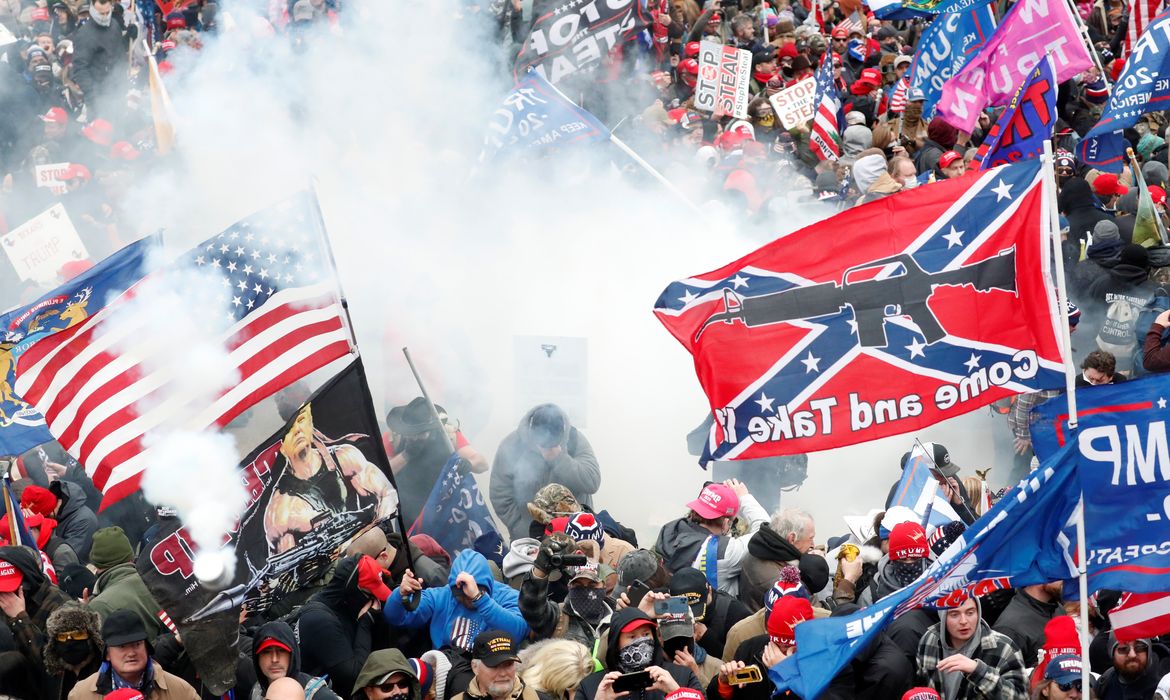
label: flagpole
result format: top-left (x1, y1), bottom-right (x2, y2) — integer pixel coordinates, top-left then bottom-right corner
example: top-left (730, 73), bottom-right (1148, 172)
top-left (537, 75), bottom-right (708, 216)
top-left (0, 461), bottom-right (18, 546)
top-left (1043, 140), bottom-right (1089, 695)
top-left (307, 179), bottom-right (361, 355)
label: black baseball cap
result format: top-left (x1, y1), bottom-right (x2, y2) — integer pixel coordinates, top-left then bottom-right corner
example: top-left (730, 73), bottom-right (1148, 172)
top-left (471, 631), bottom-right (520, 668)
top-left (668, 567), bottom-right (709, 621)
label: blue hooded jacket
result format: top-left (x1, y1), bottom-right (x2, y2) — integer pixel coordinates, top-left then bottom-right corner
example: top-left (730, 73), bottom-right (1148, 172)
top-left (382, 549), bottom-right (528, 649)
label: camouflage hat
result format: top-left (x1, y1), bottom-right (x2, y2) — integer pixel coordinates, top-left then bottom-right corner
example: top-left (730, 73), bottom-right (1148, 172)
top-left (526, 483), bottom-right (581, 525)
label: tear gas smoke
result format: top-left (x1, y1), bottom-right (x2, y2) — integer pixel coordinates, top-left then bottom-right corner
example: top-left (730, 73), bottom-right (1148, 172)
top-left (92, 0), bottom-right (1017, 551)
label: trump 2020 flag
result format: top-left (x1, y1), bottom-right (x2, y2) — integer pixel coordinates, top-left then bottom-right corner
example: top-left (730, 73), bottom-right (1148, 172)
top-left (410, 453), bottom-right (500, 557)
top-left (1031, 373), bottom-right (1170, 594)
top-left (936, 0), bottom-right (1093, 134)
top-left (771, 443), bottom-right (1081, 699)
top-left (483, 71), bottom-right (610, 162)
top-left (971, 56), bottom-right (1058, 171)
top-left (906, 5), bottom-right (997, 120)
top-left (654, 160), bottom-right (1066, 461)
top-left (1080, 7), bottom-right (1170, 172)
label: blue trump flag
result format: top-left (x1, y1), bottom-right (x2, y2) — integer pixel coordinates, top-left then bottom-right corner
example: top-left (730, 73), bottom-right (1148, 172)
top-left (410, 454), bottom-right (500, 557)
top-left (972, 56), bottom-right (1058, 171)
top-left (1078, 6), bottom-right (1170, 172)
top-left (907, 6), bottom-right (997, 119)
top-left (1031, 373), bottom-right (1170, 593)
top-left (770, 443), bottom-right (1081, 699)
top-left (481, 71), bottom-right (610, 162)
top-left (0, 237), bottom-right (157, 459)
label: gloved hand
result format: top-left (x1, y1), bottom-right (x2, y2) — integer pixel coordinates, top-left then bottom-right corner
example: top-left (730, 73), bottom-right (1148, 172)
top-left (455, 457), bottom-right (472, 476)
top-left (533, 536), bottom-right (571, 575)
top-left (356, 555), bottom-right (392, 603)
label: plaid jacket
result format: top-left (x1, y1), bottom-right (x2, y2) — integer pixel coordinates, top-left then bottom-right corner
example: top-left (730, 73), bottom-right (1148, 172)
top-left (915, 620), bottom-right (1028, 700)
top-left (3, 576), bottom-right (72, 669)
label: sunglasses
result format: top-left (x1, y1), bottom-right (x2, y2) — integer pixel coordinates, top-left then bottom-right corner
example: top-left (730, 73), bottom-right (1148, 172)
top-left (378, 680), bottom-right (411, 693)
top-left (1117, 643), bottom-right (1149, 655)
top-left (55, 631), bottom-right (89, 642)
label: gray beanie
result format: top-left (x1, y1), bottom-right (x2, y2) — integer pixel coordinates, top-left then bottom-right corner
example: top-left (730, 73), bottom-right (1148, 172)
top-left (1144, 160), bottom-right (1169, 188)
top-left (1093, 219), bottom-right (1121, 243)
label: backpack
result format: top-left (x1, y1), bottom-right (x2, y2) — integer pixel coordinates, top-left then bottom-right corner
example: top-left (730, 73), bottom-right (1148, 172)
top-left (1132, 287), bottom-right (1170, 377)
top-left (1097, 290), bottom-right (1150, 371)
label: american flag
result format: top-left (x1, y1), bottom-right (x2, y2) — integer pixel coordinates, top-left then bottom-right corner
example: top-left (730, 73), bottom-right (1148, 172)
top-left (835, 10), bottom-right (865, 35)
top-left (1111, 591), bottom-right (1170, 641)
top-left (5, 193), bottom-right (354, 508)
top-left (888, 76), bottom-right (910, 113)
top-left (1125, 0), bottom-right (1164, 59)
top-left (809, 51), bottom-right (843, 161)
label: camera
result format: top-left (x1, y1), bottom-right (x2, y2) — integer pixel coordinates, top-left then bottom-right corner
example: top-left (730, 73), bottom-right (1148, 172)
top-left (548, 553), bottom-right (588, 568)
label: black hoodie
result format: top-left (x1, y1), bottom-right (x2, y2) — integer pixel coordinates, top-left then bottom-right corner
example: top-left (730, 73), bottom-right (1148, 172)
top-left (250, 621), bottom-right (340, 700)
top-left (297, 555), bottom-right (378, 698)
top-left (0, 545), bottom-right (72, 697)
top-left (574, 608), bottom-right (702, 700)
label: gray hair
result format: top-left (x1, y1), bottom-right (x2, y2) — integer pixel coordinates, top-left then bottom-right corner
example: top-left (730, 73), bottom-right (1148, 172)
top-left (770, 508), bottom-right (814, 540)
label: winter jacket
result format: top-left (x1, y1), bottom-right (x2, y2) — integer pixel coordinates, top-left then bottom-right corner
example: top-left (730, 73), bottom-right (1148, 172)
top-left (490, 405), bottom-right (601, 539)
top-left (250, 621), bottom-right (340, 700)
top-left (518, 572), bottom-right (613, 648)
top-left (721, 609), bottom-right (764, 661)
top-left (454, 677), bottom-right (541, 700)
top-left (0, 545), bottom-right (73, 691)
top-left (913, 139), bottom-right (947, 176)
top-left (575, 608), bottom-right (703, 700)
top-left (915, 619), bottom-right (1027, 700)
top-left (383, 549), bottom-right (528, 652)
top-left (1059, 179), bottom-right (1113, 249)
top-left (68, 14), bottom-right (128, 99)
top-left (152, 632), bottom-right (257, 700)
top-left (709, 634), bottom-right (775, 700)
top-left (1094, 648), bottom-right (1164, 700)
top-left (737, 526), bottom-right (802, 610)
top-left (1144, 322), bottom-right (1170, 372)
top-left (50, 480), bottom-right (98, 562)
top-left (67, 660), bottom-right (200, 700)
top-left (350, 648), bottom-right (421, 700)
top-left (990, 591), bottom-right (1060, 667)
top-left (653, 494), bottom-right (768, 596)
top-left (298, 555), bottom-right (379, 698)
top-left (822, 621), bottom-right (915, 700)
top-left (87, 562), bottom-right (167, 639)
top-left (696, 590), bottom-right (751, 661)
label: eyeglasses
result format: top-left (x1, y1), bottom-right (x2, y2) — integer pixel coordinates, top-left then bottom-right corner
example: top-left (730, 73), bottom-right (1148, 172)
top-left (55, 631), bottom-right (89, 642)
top-left (378, 680), bottom-right (411, 693)
top-left (1117, 643), bottom-right (1149, 655)
top-left (1056, 680), bottom-right (1082, 692)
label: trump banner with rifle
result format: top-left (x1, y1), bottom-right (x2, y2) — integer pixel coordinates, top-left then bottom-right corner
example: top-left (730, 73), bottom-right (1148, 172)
top-left (655, 160), bottom-right (1066, 462)
top-left (140, 358), bottom-right (399, 633)
top-left (1030, 373), bottom-right (1170, 594)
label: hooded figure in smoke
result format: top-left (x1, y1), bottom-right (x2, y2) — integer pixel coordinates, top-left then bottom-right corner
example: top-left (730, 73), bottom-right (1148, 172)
top-left (489, 404), bottom-right (601, 540)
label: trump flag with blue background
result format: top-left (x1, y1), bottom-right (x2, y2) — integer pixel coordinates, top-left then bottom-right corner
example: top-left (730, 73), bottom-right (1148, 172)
top-left (1031, 373), bottom-right (1170, 594)
top-left (770, 443), bottom-right (1082, 699)
top-left (655, 160), bottom-right (1066, 462)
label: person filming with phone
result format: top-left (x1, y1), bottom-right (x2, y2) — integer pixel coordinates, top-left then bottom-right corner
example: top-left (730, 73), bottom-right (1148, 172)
top-left (575, 608), bottom-right (703, 700)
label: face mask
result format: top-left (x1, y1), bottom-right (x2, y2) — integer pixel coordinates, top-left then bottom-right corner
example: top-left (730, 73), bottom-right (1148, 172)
top-left (888, 559), bottom-right (925, 588)
top-left (901, 177), bottom-right (918, 189)
top-left (617, 637), bottom-right (655, 673)
top-left (758, 114), bottom-right (775, 128)
top-left (90, 8), bottom-right (112, 26)
top-left (566, 587), bottom-right (608, 625)
top-left (59, 639), bottom-right (92, 666)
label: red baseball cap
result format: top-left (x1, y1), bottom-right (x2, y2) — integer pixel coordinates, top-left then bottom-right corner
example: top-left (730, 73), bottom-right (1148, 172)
top-left (859, 67), bottom-right (882, 86)
top-left (40, 107), bottom-right (68, 125)
top-left (1093, 172), bottom-right (1129, 197)
top-left (81, 118), bottom-right (114, 146)
top-left (902, 689), bottom-right (941, 700)
top-left (61, 163), bottom-right (91, 182)
top-left (256, 638), bottom-right (293, 655)
top-left (110, 141), bottom-right (141, 161)
top-left (619, 617), bottom-right (656, 635)
top-left (105, 689), bottom-right (145, 700)
top-left (678, 58), bottom-right (699, 75)
top-left (938, 150), bottom-right (963, 169)
top-left (1151, 185), bottom-right (1166, 206)
top-left (831, 26), bottom-right (849, 39)
top-left (684, 41), bottom-right (700, 58)
top-left (0, 559), bottom-right (23, 593)
top-left (685, 483), bottom-right (740, 520)
top-left (31, 7), bottom-right (50, 21)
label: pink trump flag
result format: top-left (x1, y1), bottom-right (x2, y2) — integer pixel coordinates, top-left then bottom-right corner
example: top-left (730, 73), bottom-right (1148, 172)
top-left (936, 0), bottom-right (1093, 133)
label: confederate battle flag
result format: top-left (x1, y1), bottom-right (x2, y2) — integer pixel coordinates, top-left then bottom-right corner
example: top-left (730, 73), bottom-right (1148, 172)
top-left (655, 159), bottom-right (1065, 462)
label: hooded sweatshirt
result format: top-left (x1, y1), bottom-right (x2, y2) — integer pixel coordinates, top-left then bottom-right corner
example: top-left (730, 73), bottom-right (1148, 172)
top-left (298, 555), bottom-right (377, 698)
top-left (574, 608), bottom-right (702, 700)
top-left (490, 405), bottom-right (601, 539)
top-left (383, 549), bottom-right (528, 652)
top-left (250, 621), bottom-right (340, 700)
top-left (351, 649), bottom-right (421, 700)
top-left (654, 494), bottom-right (768, 596)
top-left (0, 544), bottom-right (72, 683)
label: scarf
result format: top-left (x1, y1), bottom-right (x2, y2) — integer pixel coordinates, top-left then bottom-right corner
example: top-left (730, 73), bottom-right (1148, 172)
top-left (940, 619), bottom-right (985, 699)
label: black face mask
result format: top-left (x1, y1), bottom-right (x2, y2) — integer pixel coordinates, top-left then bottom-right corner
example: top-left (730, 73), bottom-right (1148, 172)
top-left (58, 639), bottom-right (92, 666)
top-left (566, 587), bottom-right (608, 625)
top-left (888, 559), bottom-right (926, 588)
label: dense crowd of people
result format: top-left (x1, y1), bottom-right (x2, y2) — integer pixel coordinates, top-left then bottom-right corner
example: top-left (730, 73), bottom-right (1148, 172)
top-left (4, 0), bottom-right (1170, 699)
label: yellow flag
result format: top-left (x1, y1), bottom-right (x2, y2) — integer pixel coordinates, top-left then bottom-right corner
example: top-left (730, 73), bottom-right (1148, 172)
top-left (147, 52), bottom-right (176, 155)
